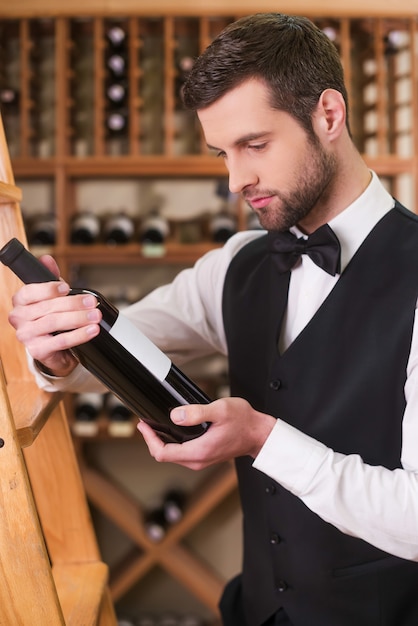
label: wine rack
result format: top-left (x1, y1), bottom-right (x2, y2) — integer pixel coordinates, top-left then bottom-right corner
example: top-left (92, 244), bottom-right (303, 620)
top-left (1, 4), bottom-right (418, 623)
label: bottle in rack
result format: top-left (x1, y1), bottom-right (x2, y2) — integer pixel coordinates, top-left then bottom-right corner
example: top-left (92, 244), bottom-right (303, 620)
top-left (102, 211), bottom-right (135, 245)
top-left (209, 210), bottom-right (237, 243)
top-left (106, 110), bottom-right (128, 135)
top-left (105, 23), bottom-right (127, 49)
top-left (104, 21), bottom-right (129, 155)
top-left (70, 211), bottom-right (101, 245)
top-left (72, 391), bottom-right (103, 437)
top-left (27, 213), bottom-right (57, 246)
top-left (162, 489), bottom-right (186, 525)
top-left (105, 24), bottom-right (128, 82)
top-left (0, 86), bottom-right (20, 109)
top-left (106, 80), bottom-right (128, 107)
top-left (106, 392), bottom-right (135, 437)
top-left (139, 210), bottom-right (169, 257)
top-left (144, 506), bottom-right (168, 542)
top-left (0, 238), bottom-right (211, 444)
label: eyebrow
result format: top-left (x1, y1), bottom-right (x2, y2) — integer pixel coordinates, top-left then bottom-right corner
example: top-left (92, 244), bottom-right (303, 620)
top-left (206, 131), bottom-right (271, 152)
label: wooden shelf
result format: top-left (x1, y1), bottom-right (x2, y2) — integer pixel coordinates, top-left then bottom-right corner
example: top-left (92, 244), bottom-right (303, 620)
top-left (12, 155), bottom-right (228, 178)
top-left (8, 380), bottom-right (64, 447)
top-left (80, 457), bottom-right (237, 607)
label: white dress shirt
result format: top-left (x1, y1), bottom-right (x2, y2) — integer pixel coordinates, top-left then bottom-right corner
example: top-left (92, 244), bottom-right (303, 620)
top-left (31, 172), bottom-right (418, 560)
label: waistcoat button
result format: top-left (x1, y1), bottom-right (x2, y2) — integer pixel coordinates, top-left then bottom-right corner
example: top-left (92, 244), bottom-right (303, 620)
top-left (270, 533), bottom-right (281, 545)
top-left (277, 580), bottom-right (288, 592)
top-left (269, 379), bottom-right (281, 390)
top-left (265, 484), bottom-right (277, 495)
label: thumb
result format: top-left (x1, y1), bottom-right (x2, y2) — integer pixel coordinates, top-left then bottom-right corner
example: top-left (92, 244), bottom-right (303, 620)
top-left (170, 404), bottom-right (209, 426)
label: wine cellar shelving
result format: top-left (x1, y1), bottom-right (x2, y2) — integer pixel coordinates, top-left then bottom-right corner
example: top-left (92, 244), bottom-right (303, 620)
top-left (1, 6), bottom-right (418, 624)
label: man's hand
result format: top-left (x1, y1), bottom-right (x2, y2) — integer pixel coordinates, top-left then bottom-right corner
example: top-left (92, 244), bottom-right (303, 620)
top-left (137, 396), bottom-right (276, 469)
top-left (8, 254), bottom-right (102, 377)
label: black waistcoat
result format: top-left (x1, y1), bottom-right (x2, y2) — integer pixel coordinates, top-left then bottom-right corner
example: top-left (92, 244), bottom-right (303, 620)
top-left (222, 203), bottom-right (418, 626)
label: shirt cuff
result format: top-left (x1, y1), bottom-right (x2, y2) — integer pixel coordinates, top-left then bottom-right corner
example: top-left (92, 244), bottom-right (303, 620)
top-left (28, 353), bottom-right (106, 394)
top-left (253, 418), bottom-right (330, 496)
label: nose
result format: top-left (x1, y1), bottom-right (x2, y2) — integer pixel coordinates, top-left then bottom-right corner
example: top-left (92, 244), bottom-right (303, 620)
top-left (227, 157), bottom-right (257, 195)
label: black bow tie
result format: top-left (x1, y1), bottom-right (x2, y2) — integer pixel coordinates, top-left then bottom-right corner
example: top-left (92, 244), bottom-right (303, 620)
top-left (268, 224), bottom-right (341, 276)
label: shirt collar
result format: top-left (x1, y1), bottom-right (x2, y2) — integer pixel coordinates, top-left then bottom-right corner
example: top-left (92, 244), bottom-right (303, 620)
top-left (291, 171), bottom-right (395, 272)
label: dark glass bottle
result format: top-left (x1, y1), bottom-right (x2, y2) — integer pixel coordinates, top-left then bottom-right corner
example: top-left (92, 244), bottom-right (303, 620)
top-left (139, 211), bottom-right (169, 245)
top-left (106, 392), bottom-right (135, 437)
top-left (72, 392), bottom-right (102, 437)
top-left (102, 211), bottom-right (134, 245)
top-left (209, 211), bottom-right (237, 243)
top-left (70, 211), bottom-right (101, 245)
top-left (0, 238), bottom-right (210, 444)
top-left (27, 213), bottom-right (56, 246)
top-left (144, 507), bottom-right (167, 542)
top-left (0, 87), bottom-right (20, 109)
top-left (106, 80), bottom-right (128, 107)
top-left (106, 110), bottom-right (128, 135)
top-left (163, 489), bottom-right (186, 525)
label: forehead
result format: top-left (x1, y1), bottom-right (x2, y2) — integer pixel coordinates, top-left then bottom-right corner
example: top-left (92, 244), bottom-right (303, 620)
top-left (197, 78), bottom-right (277, 146)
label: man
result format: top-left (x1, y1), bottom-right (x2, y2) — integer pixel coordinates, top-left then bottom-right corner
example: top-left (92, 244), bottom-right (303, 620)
top-left (8, 13), bottom-right (418, 626)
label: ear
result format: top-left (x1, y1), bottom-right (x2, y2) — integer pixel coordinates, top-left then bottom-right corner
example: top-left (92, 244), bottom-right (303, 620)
top-left (312, 88), bottom-right (346, 141)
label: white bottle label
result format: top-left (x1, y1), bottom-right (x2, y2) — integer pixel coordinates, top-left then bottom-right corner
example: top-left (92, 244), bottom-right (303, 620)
top-left (109, 313), bottom-right (171, 381)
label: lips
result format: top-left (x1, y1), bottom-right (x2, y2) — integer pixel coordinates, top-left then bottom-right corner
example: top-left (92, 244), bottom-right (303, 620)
top-left (247, 195), bottom-right (274, 210)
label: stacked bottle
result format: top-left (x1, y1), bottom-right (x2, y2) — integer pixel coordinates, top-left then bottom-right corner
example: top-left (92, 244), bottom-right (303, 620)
top-left (139, 210), bottom-right (170, 257)
top-left (72, 392), bottom-right (103, 437)
top-left (27, 213), bottom-right (57, 246)
top-left (144, 489), bottom-right (187, 542)
top-left (105, 22), bottom-right (129, 152)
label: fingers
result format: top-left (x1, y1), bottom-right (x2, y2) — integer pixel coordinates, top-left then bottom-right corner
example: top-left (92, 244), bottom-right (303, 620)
top-left (8, 280), bottom-right (103, 368)
top-left (138, 397), bottom-right (276, 469)
top-left (10, 287), bottom-right (100, 333)
top-left (11, 279), bottom-right (69, 307)
top-left (137, 418), bottom-right (210, 470)
top-left (38, 254), bottom-right (61, 279)
top-left (23, 321), bottom-right (100, 364)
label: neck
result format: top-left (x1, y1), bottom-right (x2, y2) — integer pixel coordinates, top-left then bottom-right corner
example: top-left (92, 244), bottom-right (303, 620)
top-left (298, 148), bottom-right (371, 234)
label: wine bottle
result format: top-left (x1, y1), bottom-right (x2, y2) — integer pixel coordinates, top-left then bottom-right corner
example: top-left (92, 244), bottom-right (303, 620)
top-left (0, 238), bottom-right (210, 444)
top-left (139, 211), bottom-right (169, 244)
top-left (0, 87), bottom-right (20, 109)
top-left (106, 110), bottom-right (128, 135)
top-left (209, 211), bottom-right (237, 243)
top-left (106, 24), bottom-right (126, 48)
top-left (163, 489), bottom-right (186, 525)
top-left (72, 392), bottom-right (102, 437)
top-left (102, 211), bottom-right (134, 245)
top-left (144, 507), bottom-right (167, 542)
top-left (27, 213), bottom-right (56, 246)
top-left (70, 211), bottom-right (101, 245)
top-left (106, 392), bottom-right (135, 437)
top-left (106, 81), bottom-right (128, 107)
top-left (107, 52), bottom-right (126, 77)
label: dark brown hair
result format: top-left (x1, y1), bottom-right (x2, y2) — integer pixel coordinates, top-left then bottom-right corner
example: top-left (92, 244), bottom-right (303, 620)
top-left (182, 13), bottom-right (350, 134)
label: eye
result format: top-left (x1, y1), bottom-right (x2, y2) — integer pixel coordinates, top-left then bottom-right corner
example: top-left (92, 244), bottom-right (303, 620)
top-left (248, 142), bottom-right (267, 152)
top-left (216, 150), bottom-right (227, 159)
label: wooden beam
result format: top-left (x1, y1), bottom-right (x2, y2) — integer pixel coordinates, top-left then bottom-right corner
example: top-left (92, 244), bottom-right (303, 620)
top-left (1, 0), bottom-right (418, 18)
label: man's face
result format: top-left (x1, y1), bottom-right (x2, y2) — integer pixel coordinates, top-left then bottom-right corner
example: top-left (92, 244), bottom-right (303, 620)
top-left (198, 78), bottom-right (337, 232)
